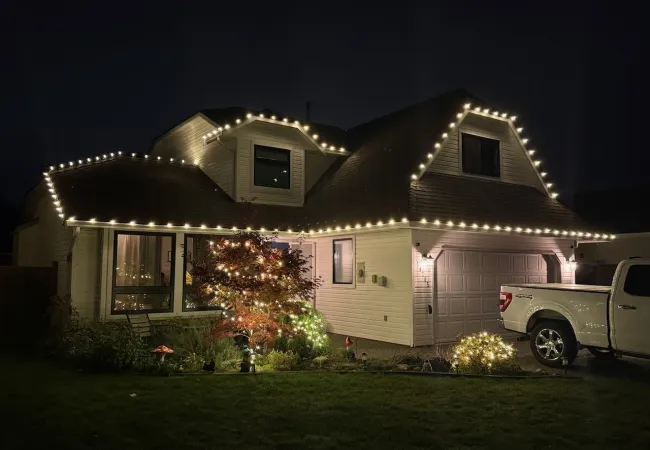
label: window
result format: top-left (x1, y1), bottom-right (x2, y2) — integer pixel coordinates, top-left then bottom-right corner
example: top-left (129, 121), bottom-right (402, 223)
top-left (623, 265), bottom-right (650, 297)
top-left (333, 238), bottom-right (353, 284)
top-left (113, 232), bottom-right (174, 314)
top-left (184, 235), bottom-right (221, 311)
top-left (461, 133), bottom-right (500, 177)
top-left (254, 145), bottom-right (290, 189)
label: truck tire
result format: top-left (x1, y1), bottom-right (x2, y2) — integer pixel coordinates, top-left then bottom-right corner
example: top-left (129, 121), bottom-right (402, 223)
top-left (530, 321), bottom-right (578, 368)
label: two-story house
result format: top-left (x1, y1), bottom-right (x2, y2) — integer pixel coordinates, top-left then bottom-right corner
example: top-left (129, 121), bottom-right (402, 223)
top-left (14, 90), bottom-right (613, 346)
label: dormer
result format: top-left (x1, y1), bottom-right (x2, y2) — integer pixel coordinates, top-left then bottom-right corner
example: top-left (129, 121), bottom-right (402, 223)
top-left (151, 109), bottom-right (347, 206)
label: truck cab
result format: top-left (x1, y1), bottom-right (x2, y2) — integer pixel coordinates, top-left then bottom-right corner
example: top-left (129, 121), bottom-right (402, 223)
top-left (499, 258), bottom-right (650, 367)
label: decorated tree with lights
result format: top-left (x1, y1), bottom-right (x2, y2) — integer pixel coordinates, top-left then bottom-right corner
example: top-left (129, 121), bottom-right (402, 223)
top-left (188, 231), bottom-right (325, 352)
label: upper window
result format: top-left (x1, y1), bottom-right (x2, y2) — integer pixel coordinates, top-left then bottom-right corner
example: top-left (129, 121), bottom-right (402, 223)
top-left (623, 265), bottom-right (650, 297)
top-left (333, 238), bottom-right (353, 284)
top-left (112, 232), bottom-right (174, 314)
top-left (462, 133), bottom-right (500, 178)
top-left (254, 145), bottom-right (290, 189)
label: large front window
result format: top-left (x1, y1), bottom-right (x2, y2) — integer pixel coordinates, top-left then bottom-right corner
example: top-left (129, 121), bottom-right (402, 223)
top-left (254, 145), bottom-right (290, 189)
top-left (112, 232), bottom-right (174, 314)
top-left (462, 133), bottom-right (500, 178)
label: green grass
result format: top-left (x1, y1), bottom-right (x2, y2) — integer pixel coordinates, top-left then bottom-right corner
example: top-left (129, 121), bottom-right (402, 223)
top-left (2, 356), bottom-right (650, 449)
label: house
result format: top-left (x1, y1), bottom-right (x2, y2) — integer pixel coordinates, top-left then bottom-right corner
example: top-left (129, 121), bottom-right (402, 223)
top-left (573, 187), bottom-right (650, 285)
top-left (14, 90), bottom-right (614, 346)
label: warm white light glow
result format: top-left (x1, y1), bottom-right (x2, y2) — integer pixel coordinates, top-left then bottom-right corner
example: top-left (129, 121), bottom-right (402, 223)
top-left (522, 138), bottom-right (529, 144)
top-left (427, 153), bottom-right (433, 159)
top-left (449, 123), bottom-right (455, 128)
top-left (472, 223), bottom-right (479, 229)
top-left (483, 224), bottom-right (490, 230)
top-left (421, 218), bottom-right (427, 224)
top-left (419, 163), bottom-right (425, 169)
top-left (534, 160), bottom-right (541, 166)
top-left (510, 116), bottom-right (517, 121)
top-left (401, 217), bottom-right (408, 223)
top-left (528, 150), bottom-right (535, 155)
top-left (129, 220), bottom-right (136, 226)
top-left (246, 113), bottom-right (252, 118)
top-left (463, 103), bottom-right (471, 109)
top-left (459, 222), bottom-right (466, 228)
top-left (456, 113), bottom-right (463, 119)
top-left (434, 143), bottom-right (441, 149)
top-left (167, 222), bottom-right (172, 228)
top-left (442, 133), bottom-right (448, 138)
top-left (89, 218), bottom-right (96, 223)
top-left (236, 119), bottom-right (241, 124)
top-left (148, 222), bottom-right (154, 227)
top-left (109, 219), bottom-right (116, 224)
top-left (505, 226), bottom-right (512, 232)
top-left (446, 220), bottom-right (454, 227)
top-left (184, 223), bottom-right (190, 228)
top-left (433, 219), bottom-right (441, 225)
top-left (516, 127), bottom-right (523, 133)
top-left (540, 172), bottom-right (547, 177)
top-left (411, 174), bottom-right (418, 180)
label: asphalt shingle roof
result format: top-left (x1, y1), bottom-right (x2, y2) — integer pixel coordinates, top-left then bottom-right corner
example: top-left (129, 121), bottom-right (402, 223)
top-left (48, 89), bottom-right (595, 233)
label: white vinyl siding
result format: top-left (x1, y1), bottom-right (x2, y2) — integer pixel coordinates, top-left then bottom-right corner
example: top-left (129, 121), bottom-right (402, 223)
top-left (313, 229), bottom-right (414, 346)
top-left (71, 228), bottom-right (101, 321)
top-left (428, 113), bottom-right (544, 191)
top-left (151, 115), bottom-right (236, 198)
top-left (411, 229), bottom-right (575, 346)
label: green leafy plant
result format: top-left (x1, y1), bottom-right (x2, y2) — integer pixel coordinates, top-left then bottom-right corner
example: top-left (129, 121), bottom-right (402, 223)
top-left (266, 350), bottom-right (299, 371)
top-left (63, 321), bottom-right (149, 372)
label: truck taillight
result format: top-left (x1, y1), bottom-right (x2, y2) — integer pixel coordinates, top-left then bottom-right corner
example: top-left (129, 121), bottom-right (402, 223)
top-left (499, 292), bottom-right (513, 312)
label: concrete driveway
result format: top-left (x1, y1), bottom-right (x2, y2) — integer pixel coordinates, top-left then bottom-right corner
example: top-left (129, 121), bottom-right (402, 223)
top-left (329, 333), bottom-right (650, 381)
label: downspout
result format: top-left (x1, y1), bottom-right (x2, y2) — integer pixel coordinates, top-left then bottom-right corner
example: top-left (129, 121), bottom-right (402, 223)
top-left (67, 226), bottom-right (80, 298)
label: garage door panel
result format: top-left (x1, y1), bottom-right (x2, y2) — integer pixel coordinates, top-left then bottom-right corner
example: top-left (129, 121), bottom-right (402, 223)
top-left (465, 252), bottom-right (481, 271)
top-left (448, 274), bottom-right (464, 292)
top-left (482, 297), bottom-right (500, 314)
top-left (449, 297), bottom-right (466, 315)
top-left (448, 252), bottom-right (464, 274)
top-left (466, 297), bottom-right (483, 315)
top-left (466, 274), bottom-right (482, 291)
top-left (435, 251), bottom-right (548, 343)
top-left (481, 274), bottom-right (498, 291)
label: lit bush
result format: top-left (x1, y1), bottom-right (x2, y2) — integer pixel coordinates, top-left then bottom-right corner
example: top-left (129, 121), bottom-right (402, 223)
top-left (451, 332), bottom-right (518, 375)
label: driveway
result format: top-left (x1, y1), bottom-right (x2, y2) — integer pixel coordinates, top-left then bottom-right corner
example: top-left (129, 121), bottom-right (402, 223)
top-left (329, 333), bottom-right (650, 381)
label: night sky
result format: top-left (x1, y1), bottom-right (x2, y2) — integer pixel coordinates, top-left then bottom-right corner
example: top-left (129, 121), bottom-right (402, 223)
top-left (2, 1), bottom-right (646, 209)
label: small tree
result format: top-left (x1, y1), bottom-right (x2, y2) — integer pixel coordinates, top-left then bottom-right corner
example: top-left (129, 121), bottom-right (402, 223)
top-left (189, 232), bottom-right (324, 350)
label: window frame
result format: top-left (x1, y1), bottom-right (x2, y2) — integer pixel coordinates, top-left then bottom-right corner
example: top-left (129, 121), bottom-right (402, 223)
top-left (253, 143), bottom-right (291, 190)
top-left (460, 131), bottom-right (502, 179)
top-left (111, 231), bottom-right (176, 315)
top-left (332, 237), bottom-right (355, 286)
top-left (182, 234), bottom-right (224, 312)
top-left (623, 264), bottom-right (650, 297)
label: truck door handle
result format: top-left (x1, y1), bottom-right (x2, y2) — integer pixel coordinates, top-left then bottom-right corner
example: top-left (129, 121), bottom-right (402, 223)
top-left (618, 304), bottom-right (637, 310)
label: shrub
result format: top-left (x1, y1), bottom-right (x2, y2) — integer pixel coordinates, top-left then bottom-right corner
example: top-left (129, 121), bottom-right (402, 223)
top-left (158, 319), bottom-right (241, 372)
top-left (63, 321), bottom-right (149, 372)
top-left (266, 350), bottom-right (299, 371)
top-left (451, 332), bottom-right (519, 375)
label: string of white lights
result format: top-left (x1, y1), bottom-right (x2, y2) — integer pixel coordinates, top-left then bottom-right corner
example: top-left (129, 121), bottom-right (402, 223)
top-left (410, 102), bottom-right (558, 199)
top-left (201, 113), bottom-right (348, 156)
top-left (61, 216), bottom-right (615, 240)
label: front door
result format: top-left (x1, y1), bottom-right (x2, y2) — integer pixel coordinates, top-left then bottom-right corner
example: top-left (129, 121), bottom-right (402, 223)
top-left (611, 263), bottom-right (650, 355)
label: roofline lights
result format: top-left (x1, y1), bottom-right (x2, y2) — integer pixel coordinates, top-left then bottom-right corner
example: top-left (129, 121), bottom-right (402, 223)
top-left (409, 101), bottom-right (558, 199)
top-left (59, 216), bottom-right (614, 240)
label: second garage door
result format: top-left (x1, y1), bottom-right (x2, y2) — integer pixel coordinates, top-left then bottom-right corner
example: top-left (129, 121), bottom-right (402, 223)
top-left (435, 250), bottom-right (548, 342)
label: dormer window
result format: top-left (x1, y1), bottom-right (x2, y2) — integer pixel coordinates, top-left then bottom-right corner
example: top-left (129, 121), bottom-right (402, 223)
top-left (461, 133), bottom-right (500, 178)
top-left (254, 145), bottom-right (290, 189)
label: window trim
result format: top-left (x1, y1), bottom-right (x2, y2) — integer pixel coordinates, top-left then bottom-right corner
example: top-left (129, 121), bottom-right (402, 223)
top-left (253, 143), bottom-right (292, 190)
top-left (182, 234), bottom-right (223, 312)
top-left (459, 131), bottom-right (502, 180)
top-left (111, 231), bottom-right (176, 315)
top-left (332, 237), bottom-right (355, 286)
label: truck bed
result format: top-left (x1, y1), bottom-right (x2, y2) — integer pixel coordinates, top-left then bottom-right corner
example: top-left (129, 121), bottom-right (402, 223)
top-left (501, 283), bottom-right (611, 294)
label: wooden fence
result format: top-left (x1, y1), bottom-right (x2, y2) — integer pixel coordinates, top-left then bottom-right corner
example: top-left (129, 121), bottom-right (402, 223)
top-left (0, 265), bottom-right (56, 348)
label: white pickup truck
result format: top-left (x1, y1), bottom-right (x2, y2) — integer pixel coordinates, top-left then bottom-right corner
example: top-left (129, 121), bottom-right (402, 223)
top-left (499, 258), bottom-right (650, 367)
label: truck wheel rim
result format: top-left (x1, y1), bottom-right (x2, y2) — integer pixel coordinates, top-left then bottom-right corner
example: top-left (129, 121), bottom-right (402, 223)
top-left (535, 329), bottom-right (564, 361)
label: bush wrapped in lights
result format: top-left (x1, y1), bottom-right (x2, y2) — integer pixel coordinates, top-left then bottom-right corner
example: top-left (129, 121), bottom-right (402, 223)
top-left (451, 332), bottom-right (518, 375)
top-left (189, 231), bottom-right (324, 351)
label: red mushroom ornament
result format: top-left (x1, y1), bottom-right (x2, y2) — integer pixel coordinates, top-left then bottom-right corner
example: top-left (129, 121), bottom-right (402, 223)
top-left (151, 345), bottom-right (174, 362)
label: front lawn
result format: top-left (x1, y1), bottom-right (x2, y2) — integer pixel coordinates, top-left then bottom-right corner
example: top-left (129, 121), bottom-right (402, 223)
top-left (2, 356), bottom-right (650, 449)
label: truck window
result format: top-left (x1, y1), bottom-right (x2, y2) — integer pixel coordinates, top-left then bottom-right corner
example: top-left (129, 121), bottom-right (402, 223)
top-left (623, 265), bottom-right (650, 297)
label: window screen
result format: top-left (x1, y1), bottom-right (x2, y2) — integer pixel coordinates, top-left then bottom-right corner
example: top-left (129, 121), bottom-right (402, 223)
top-left (254, 145), bottom-right (290, 189)
top-left (333, 239), bottom-right (353, 284)
top-left (623, 265), bottom-right (650, 297)
top-left (462, 133), bottom-right (500, 177)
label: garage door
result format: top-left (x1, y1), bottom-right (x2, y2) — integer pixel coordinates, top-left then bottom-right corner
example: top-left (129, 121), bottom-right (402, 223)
top-left (435, 250), bottom-right (548, 342)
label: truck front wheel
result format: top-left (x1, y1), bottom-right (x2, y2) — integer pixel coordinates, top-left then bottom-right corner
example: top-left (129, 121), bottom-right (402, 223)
top-left (530, 321), bottom-right (578, 368)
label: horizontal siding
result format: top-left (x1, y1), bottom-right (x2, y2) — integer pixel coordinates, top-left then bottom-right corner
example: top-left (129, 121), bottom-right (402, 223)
top-left (428, 113), bottom-right (544, 192)
top-left (71, 228), bottom-right (100, 321)
top-left (313, 229), bottom-right (414, 346)
top-left (151, 116), bottom-right (235, 198)
top-left (233, 122), bottom-right (309, 207)
top-left (411, 229), bottom-right (575, 346)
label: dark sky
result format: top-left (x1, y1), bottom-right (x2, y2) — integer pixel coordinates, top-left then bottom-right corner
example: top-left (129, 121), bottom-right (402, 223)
top-left (2, 0), bottom-right (646, 208)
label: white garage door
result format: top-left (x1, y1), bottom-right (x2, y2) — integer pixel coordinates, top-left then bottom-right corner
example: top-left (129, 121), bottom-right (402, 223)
top-left (435, 250), bottom-right (548, 342)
